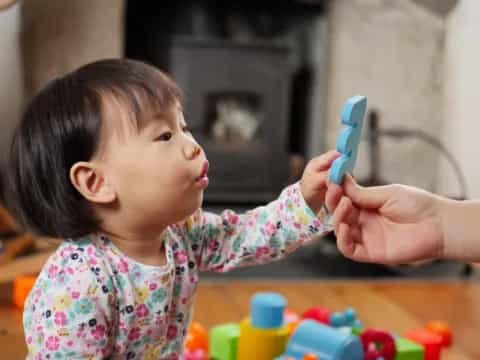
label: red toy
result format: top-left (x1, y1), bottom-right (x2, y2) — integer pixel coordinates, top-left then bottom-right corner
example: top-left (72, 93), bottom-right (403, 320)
top-left (405, 328), bottom-right (443, 360)
top-left (302, 306), bottom-right (331, 325)
top-left (425, 320), bottom-right (452, 347)
top-left (360, 328), bottom-right (396, 360)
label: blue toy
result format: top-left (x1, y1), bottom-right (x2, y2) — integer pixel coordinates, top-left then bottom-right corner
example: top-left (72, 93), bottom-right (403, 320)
top-left (276, 319), bottom-right (364, 360)
top-left (329, 95), bottom-right (367, 184)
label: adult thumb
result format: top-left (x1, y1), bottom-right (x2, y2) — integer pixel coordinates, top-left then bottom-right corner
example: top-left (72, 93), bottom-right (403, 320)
top-left (343, 174), bottom-right (394, 209)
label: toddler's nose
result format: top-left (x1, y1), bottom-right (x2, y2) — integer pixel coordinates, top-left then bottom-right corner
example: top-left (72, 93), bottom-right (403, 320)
top-left (184, 142), bottom-right (201, 160)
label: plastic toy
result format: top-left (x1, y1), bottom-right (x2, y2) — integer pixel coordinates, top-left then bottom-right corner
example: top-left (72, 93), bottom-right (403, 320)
top-left (185, 321), bottom-right (209, 352)
top-left (237, 292), bottom-right (289, 360)
top-left (425, 320), bottom-right (452, 347)
top-left (277, 319), bottom-right (363, 360)
top-left (201, 291), bottom-right (453, 360)
top-left (360, 328), bottom-right (396, 360)
top-left (209, 323), bottom-right (240, 360)
top-left (303, 306), bottom-right (362, 330)
top-left (284, 309), bottom-right (301, 336)
top-left (12, 274), bottom-right (37, 309)
top-left (394, 337), bottom-right (424, 360)
top-left (302, 306), bottom-right (331, 324)
top-left (405, 328), bottom-right (443, 360)
top-left (184, 348), bottom-right (208, 360)
top-left (330, 95), bottom-right (367, 184)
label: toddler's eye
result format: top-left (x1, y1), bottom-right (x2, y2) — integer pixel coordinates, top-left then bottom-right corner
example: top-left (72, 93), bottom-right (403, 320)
top-left (154, 132), bottom-right (172, 141)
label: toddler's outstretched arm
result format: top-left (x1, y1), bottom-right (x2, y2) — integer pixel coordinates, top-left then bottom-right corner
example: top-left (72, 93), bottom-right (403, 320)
top-left (180, 151), bottom-right (340, 272)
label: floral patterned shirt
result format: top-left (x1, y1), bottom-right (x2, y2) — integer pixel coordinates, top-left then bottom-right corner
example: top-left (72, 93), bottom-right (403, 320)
top-left (23, 182), bottom-right (331, 359)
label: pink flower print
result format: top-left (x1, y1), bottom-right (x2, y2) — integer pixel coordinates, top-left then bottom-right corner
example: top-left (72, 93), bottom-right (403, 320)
top-left (167, 324), bottom-right (178, 340)
top-left (91, 324), bottom-right (106, 340)
top-left (135, 304), bottom-right (149, 317)
top-left (71, 291), bottom-right (80, 299)
top-left (54, 311), bottom-right (67, 326)
top-left (228, 212), bottom-right (239, 225)
top-left (88, 257), bottom-right (97, 265)
top-left (265, 221), bottom-right (277, 236)
top-left (45, 335), bottom-right (60, 351)
top-left (67, 340), bottom-right (74, 347)
top-left (48, 264), bottom-right (58, 278)
top-left (255, 246), bottom-right (270, 259)
top-left (208, 238), bottom-right (218, 251)
top-left (26, 336), bottom-right (32, 345)
top-left (174, 249), bottom-right (188, 264)
top-left (128, 326), bottom-right (141, 341)
top-left (149, 283), bottom-right (157, 290)
top-left (118, 259), bottom-right (129, 273)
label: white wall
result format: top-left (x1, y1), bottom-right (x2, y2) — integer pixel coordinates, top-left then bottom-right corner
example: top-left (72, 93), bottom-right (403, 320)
top-left (439, 0), bottom-right (480, 199)
top-left (0, 2), bottom-right (22, 165)
top-left (325, 0), bottom-right (445, 192)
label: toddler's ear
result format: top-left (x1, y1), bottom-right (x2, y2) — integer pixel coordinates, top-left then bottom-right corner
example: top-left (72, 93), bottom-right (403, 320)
top-left (69, 162), bottom-right (116, 204)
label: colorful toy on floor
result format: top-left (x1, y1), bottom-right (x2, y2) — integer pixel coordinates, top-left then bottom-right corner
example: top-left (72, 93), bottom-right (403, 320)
top-left (12, 274), bottom-right (37, 309)
top-left (394, 337), bottom-right (424, 360)
top-left (277, 319), bottom-right (364, 360)
top-left (405, 328), bottom-right (443, 360)
top-left (360, 328), bottom-right (396, 360)
top-left (209, 323), bottom-right (240, 360)
top-left (184, 348), bottom-right (208, 360)
top-left (237, 292), bottom-right (289, 360)
top-left (200, 291), bottom-right (453, 360)
top-left (330, 95), bottom-right (367, 184)
top-left (425, 320), bottom-right (452, 347)
top-left (186, 321), bottom-right (209, 352)
top-left (302, 306), bottom-right (331, 325)
top-left (284, 309), bottom-right (301, 336)
top-left (303, 305), bottom-right (363, 330)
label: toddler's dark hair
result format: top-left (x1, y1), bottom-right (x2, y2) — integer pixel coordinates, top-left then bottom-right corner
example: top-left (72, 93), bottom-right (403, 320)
top-left (8, 58), bottom-right (181, 238)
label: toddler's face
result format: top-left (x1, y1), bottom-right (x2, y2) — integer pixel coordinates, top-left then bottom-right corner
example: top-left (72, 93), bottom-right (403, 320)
top-left (99, 99), bottom-right (209, 227)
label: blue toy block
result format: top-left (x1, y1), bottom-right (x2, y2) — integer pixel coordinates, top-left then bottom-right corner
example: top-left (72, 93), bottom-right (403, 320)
top-left (251, 292), bottom-right (287, 328)
top-left (330, 95), bottom-right (367, 184)
top-left (330, 311), bottom-right (345, 327)
top-left (276, 319), bottom-right (363, 360)
top-left (343, 307), bottom-right (356, 325)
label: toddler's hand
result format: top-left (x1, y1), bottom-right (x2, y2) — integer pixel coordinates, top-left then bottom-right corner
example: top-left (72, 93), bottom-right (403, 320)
top-left (300, 150), bottom-right (340, 216)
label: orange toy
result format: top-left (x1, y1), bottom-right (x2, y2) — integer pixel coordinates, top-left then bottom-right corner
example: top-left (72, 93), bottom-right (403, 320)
top-left (425, 320), bottom-right (452, 347)
top-left (185, 321), bottom-right (209, 352)
top-left (303, 352), bottom-right (318, 360)
top-left (13, 274), bottom-right (37, 309)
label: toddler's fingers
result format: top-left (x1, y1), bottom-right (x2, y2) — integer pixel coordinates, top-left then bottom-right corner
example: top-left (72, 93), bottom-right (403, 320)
top-left (307, 170), bottom-right (329, 192)
top-left (325, 182), bottom-right (343, 214)
top-left (309, 150), bottom-right (341, 172)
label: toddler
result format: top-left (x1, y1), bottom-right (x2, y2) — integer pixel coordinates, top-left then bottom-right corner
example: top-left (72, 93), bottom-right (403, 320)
top-left (9, 59), bottom-right (338, 359)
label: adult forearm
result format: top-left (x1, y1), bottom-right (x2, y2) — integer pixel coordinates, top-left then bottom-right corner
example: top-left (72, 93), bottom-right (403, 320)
top-left (440, 198), bottom-right (480, 262)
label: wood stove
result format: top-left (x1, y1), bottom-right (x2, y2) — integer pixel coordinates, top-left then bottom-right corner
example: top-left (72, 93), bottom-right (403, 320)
top-left (169, 37), bottom-right (292, 204)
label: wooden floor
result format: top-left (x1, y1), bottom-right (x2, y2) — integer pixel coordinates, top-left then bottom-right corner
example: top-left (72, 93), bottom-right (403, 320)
top-left (1, 280), bottom-right (479, 359)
